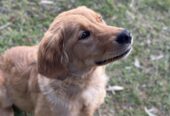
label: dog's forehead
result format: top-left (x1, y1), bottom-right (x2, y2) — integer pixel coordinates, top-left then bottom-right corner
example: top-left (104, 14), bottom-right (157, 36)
top-left (49, 7), bottom-right (104, 32)
top-left (58, 6), bottom-right (101, 19)
top-left (55, 7), bottom-right (103, 27)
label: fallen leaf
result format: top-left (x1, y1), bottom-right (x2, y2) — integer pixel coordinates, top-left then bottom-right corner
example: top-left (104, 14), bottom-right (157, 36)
top-left (107, 85), bottom-right (124, 92)
top-left (144, 107), bottom-right (158, 116)
top-left (134, 58), bottom-right (141, 68)
top-left (150, 54), bottom-right (164, 61)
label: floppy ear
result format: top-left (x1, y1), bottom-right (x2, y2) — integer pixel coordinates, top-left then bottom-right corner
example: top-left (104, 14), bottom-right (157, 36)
top-left (38, 25), bottom-right (68, 79)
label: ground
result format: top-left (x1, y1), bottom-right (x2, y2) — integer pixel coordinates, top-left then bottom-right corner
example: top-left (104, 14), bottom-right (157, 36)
top-left (0, 0), bottom-right (170, 116)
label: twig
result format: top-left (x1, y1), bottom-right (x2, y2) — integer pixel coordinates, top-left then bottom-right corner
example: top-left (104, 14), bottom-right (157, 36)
top-left (0, 23), bottom-right (11, 31)
top-left (40, 0), bottom-right (54, 5)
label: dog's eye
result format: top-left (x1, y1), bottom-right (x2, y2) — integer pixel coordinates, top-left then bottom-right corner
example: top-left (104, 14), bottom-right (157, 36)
top-left (79, 31), bottom-right (90, 40)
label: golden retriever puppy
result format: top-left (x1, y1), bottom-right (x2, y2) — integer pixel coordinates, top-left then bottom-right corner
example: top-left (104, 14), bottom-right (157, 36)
top-left (0, 6), bottom-right (132, 116)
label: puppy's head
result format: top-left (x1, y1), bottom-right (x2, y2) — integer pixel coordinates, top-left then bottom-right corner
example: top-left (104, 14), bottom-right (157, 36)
top-left (38, 6), bottom-right (132, 78)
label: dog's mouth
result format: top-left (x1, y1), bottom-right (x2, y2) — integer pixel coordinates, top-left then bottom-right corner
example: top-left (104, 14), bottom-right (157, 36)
top-left (95, 48), bottom-right (131, 65)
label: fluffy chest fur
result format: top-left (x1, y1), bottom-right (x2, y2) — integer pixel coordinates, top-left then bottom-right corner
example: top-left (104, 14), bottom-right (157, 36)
top-left (38, 67), bottom-right (108, 115)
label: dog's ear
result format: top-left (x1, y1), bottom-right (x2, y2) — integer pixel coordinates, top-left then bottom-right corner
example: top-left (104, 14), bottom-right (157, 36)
top-left (38, 23), bottom-right (68, 79)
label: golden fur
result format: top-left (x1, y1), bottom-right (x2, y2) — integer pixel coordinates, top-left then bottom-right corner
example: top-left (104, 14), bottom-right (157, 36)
top-left (0, 6), bottom-right (132, 116)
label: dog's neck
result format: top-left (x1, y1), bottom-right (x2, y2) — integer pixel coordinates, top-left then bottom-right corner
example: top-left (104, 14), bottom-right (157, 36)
top-left (38, 66), bottom-right (106, 95)
top-left (68, 66), bottom-right (96, 78)
top-left (66, 62), bottom-right (97, 78)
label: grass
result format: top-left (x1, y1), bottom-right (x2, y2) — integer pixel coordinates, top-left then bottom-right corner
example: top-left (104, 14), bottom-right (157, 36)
top-left (0, 0), bottom-right (170, 115)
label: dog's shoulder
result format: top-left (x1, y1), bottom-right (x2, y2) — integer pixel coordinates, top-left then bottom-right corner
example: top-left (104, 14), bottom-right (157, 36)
top-left (0, 46), bottom-right (38, 73)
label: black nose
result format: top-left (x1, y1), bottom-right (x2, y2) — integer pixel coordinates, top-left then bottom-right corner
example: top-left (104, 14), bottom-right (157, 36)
top-left (116, 30), bottom-right (132, 44)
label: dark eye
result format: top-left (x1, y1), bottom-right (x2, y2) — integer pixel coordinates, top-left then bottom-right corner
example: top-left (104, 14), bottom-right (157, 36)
top-left (79, 31), bottom-right (90, 40)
